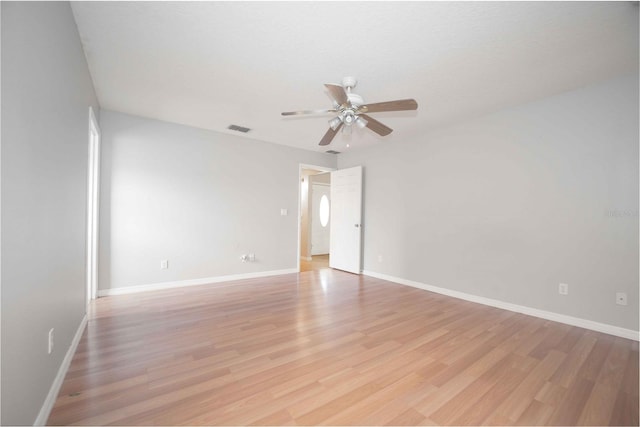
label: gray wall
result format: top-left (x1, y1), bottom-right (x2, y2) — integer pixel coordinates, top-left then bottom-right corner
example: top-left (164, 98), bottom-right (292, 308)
top-left (339, 74), bottom-right (639, 331)
top-left (99, 110), bottom-right (336, 291)
top-left (1, 2), bottom-right (99, 425)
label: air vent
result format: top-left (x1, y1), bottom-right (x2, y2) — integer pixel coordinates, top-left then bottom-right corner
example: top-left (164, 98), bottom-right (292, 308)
top-left (325, 150), bottom-right (341, 154)
top-left (227, 124), bottom-right (251, 133)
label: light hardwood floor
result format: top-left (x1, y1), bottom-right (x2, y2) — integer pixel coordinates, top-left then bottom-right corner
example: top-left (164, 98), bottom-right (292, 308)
top-left (300, 254), bottom-right (330, 272)
top-left (48, 269), bottom-right (638, 426)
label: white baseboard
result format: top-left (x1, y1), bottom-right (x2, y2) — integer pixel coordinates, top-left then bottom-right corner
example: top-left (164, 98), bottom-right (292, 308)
top-left (97, 268), bottom-right (299, 297)
top-left (34, 314), bottom-right (88, 426)
top-left (363, 270), bottom-right (639, 341)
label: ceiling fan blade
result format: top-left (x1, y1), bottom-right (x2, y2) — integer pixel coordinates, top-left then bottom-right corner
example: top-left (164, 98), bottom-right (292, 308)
top-left (360, 114), bottom-right (392, 136)
top-left (281, 109), bottom-right (337, 116)
top-left (359, 99), bottom-right (418, 113)
top-left (319, 123), bottom-right (343, 146)
top-left (325, 84), bottom-right (349, 106)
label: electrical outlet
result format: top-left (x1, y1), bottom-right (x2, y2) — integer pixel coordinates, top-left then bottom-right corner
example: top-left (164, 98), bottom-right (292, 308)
top-left (48, 328), bottom-right (54, 354)
top-left (160, 259), bottom-right (169, 269)
top-left (558, 283), bottom-right (569, 295)
top-left (280, 208), bottom-right (288, 216)
top-left (248, 253), bottom-right (255, 262)
top-left (616, 292), bottom-right (627, 306)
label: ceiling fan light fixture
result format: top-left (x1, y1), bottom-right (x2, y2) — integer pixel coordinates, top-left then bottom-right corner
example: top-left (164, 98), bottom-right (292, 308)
top-left (328, 116), bottom-right (342, 131)
top-left (355, 116), bottom-right (368, 129)
top-left (343, 110), bottom-right (355, 125)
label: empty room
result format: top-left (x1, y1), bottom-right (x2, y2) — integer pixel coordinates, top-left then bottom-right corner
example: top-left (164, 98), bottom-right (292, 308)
top-left (1, 1), bottom-right (639, 426)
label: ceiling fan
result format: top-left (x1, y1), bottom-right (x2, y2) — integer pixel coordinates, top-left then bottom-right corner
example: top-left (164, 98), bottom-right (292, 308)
top-left (281, 77), bottom-right (418, 146)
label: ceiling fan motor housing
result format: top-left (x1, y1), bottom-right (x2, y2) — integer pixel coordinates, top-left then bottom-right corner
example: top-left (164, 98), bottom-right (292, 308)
top-left (347, 93), bottom-right (364, 106)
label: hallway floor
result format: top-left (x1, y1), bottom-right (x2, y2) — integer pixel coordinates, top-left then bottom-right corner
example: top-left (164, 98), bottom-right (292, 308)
top-left (300, 254), bottom-right (329, 272)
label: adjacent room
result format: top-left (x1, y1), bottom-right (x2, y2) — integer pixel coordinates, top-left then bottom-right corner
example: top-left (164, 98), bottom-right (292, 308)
top-left (1, 1), bottom-right (638, 426)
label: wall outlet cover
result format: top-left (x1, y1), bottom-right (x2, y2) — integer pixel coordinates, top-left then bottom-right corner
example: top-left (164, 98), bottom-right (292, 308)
top-left (559, 283), bottom-right (569, 295)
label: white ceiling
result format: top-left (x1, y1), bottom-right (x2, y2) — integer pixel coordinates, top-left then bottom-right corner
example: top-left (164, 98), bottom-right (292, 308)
top-left (71, 1), bottom-right (638, 153)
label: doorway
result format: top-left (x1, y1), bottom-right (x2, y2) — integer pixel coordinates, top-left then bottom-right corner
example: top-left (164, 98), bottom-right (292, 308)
top-left (298, 165), bottom-right (333, 272)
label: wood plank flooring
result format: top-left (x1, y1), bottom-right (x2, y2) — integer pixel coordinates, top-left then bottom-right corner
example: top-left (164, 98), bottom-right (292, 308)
top-left (300, 254), bottom-right (330, 272)
top-left (47, 269), bottom-right (639, 425)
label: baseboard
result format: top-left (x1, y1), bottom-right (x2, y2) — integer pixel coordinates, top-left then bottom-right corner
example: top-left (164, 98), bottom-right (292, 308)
top-left (34, 314), bottom-right (88, 426)
top-left (97, 268), bottom-right (299, 297)
top-left (363, 270), bottom-right (639, 341)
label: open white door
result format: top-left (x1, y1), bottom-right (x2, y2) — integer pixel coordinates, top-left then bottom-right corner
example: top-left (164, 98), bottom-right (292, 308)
top-left (330, 166), bottom-right (362, 274)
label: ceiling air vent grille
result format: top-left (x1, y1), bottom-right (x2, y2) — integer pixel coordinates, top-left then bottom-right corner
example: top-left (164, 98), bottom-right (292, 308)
top-left (325, 150), bottom-right (341, 154)
top-left (227, 124), bottom-right (251, 133)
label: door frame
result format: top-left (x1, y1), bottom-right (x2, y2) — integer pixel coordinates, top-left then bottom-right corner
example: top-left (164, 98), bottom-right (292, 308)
top-left (297, 163), bottom-right (335, 272)
top-left (86, 107), bottom-right (100, 304)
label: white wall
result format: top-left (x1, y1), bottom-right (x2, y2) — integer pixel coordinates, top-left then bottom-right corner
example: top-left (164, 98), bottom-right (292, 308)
top-left (311, 173), bottom-right (330, 185)
top-left (99, 111), bottom-right (336, 291)
top-left (338, 74), bottom-right (639, 332)
top-left (309, 173), bottom-right (331, 255)
top-left (1, 2), bottom-right (99, 424)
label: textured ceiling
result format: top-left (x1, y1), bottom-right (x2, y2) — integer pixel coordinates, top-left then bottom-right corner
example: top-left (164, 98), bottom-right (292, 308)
top-left (71, 1), bottom-right (639, 153)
